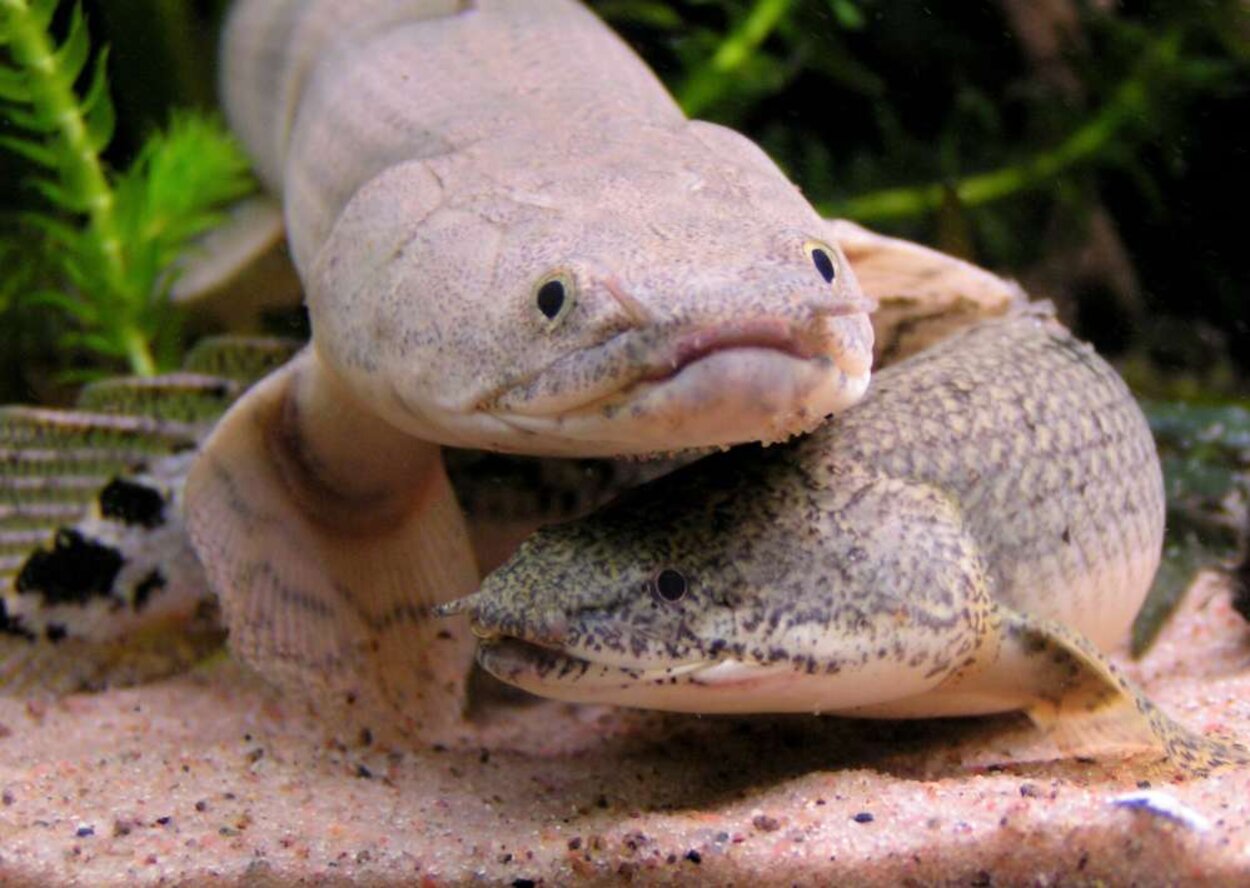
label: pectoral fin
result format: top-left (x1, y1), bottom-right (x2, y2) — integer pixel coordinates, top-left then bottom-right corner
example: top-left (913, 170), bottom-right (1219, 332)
top-left (185, 350), bottom-right (478, 742)
top-left (995, 605), bottom-right (1248, 777)
top-left (826, 219), bottom-right (1027, 365)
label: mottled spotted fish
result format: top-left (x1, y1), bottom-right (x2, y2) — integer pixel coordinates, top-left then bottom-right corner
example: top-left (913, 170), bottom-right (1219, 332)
top-left (445, 307), bottom-right (1247, 774)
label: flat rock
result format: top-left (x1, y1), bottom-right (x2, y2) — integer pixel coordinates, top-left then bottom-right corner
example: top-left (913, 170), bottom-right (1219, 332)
top-left (1, 573), bottom-right (1248, 886)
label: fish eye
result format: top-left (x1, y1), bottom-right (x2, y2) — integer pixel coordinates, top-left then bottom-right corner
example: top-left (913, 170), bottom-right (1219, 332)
top-left (651, 568), bottom-right (688, 603)
top-left (804, 240), bottom-right (838, 284)
top-left (534, 272), bottom-right (575, 325)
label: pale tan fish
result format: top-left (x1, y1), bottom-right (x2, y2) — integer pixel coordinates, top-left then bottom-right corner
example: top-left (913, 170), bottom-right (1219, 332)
top-left (445, 307), bottom-right (1246, 774)
top-left (1, 0), bottom-right (1025, 732)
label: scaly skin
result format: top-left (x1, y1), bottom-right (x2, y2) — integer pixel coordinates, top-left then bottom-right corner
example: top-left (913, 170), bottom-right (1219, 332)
top-left (221, 0), bottom-right (876, 453)
top-left (0, 238), bottom-right (1021, 696)
top-left (448, 307), bottom-right (1247, 773)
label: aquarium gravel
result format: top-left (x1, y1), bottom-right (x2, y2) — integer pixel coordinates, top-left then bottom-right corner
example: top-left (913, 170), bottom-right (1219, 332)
top-left (0, 573), bottom-right (1247, 885)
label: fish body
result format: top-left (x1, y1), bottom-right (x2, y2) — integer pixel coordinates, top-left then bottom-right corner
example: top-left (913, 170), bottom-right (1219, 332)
top-left (219, 0), bottom-right (876, 455)
top-left (183, 0), bottom-right (885, 734)
top-left (452, 308), bottom-right (1243, 771)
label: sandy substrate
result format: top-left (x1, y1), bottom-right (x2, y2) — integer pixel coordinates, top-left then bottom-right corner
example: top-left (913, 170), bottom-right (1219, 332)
top-left (1, 573), bottom-right (1249, 886)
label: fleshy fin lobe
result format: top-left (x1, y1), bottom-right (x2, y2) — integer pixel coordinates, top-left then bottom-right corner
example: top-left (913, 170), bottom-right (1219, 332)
top-left (1002, 606), bottom-right (1249, 777)
top-left (828, 218), bottom-right (1026, 365)
top-left (185, 351), bottom-right (479, 744)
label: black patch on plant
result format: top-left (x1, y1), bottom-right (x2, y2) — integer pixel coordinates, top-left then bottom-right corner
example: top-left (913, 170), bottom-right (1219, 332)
top-left (99, 478), bottom-right (166, 528)
top-left (16, 530), bottom-right (124, 605)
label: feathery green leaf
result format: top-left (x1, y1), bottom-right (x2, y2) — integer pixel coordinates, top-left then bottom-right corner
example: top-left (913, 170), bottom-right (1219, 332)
top-left (0, 133), bottom-right (55, 167)
top-left (52, 4), bottom-right (90, 89)
top-left (80, 50), bottom-right (113, 152)
top-left (0, 68), bottom-right (27, 101)
top-left (0, 0), bottom-right (256, 377)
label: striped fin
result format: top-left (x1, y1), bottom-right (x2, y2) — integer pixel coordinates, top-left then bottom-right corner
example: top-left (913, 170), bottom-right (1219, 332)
top-left (1, 445), bottom-right (147, 480)
top-left (76, 373), bottom-right (243, 425)
top-left (0, 407), bottom-right (198, 453)
top-left (1002, 606), bottom-right (1249, 777)
top-left (0, 502), bottom-right (84, 531)
top-left (182, 335), bottom-right (300, 382)
top-left (1, 337), bottom-right (298, 692)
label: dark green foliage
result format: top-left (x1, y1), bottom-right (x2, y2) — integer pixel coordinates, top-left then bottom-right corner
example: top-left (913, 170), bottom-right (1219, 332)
top-left (1132, 401), bottom-right (1250, 653)
top-left (0, 0), bottom-right (252, 383)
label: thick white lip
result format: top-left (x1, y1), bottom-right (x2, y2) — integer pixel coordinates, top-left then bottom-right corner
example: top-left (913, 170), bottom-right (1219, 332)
top-left (479, 316), bottom-right (873, 457)
top-left (488, 312), bottom-right (872, 417)
top-left (478, 637), bottom-right (711, 691)
top-left (477, 637), bottom-right (958, 715)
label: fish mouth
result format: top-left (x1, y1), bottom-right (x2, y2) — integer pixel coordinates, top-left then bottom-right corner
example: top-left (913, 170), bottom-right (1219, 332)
top-left (476, 636), bottom-right (712, 700)
top-left (475, 636), bottom-right (808, 711)
top-left (480, 311), bottom-right (873, 456)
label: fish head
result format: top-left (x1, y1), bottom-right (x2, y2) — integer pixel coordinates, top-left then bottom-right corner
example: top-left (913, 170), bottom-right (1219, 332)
top-left (308, 123), bottom-right (874, 457)
top-left (441, 449), bottom-right (852, 711)
top-left (440, 437), bottom-right (991, 714)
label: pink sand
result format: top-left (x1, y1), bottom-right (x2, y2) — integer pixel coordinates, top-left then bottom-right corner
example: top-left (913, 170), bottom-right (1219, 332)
top-left (2, 573), bottom-right (1248, 885)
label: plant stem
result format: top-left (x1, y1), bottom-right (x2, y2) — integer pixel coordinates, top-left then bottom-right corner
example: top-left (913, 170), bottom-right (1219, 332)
top-left (119, 326), bottom-right (155, 377)
top-left (2, 0), bottom-right (155, 376)
top-left (828, 33), bottom-right (1176, 223)
top-left (679, 0), bottom-right (794, 115)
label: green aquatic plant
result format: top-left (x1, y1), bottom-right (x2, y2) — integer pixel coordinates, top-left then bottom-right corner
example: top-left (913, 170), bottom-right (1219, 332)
top-left (1132, 401), bottom-right (1250, 654)
top-left (0, 0), bottom-right (252, 377)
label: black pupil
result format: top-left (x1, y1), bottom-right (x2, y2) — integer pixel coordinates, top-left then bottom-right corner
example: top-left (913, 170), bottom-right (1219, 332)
top-left (537, 280), bottom-right (566, 319)
top-left (654, 568), bottom-right (687, 602)
top-left (811, 248), bottom-right (836, 283)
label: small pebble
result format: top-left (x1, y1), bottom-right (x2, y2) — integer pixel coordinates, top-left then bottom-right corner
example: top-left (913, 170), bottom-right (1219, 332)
top-left (1110, 790), bottom-right (1211, 831)
top-left (752, 814), bottom-right (781, 832)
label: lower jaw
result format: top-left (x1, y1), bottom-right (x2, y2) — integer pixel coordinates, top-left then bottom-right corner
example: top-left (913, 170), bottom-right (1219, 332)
top-left (485, 347), bottom-right (870, 458)
top-left (476, 639), bottom-right (720, 709)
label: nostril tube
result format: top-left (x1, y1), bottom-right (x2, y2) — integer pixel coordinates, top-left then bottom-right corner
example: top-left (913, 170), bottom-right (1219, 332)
top-left (820, 313), bottom-right (874, 380)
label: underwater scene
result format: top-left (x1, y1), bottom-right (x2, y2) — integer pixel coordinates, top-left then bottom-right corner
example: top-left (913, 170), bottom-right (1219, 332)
top-left (1, 1), bottom-right (1249, 884)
